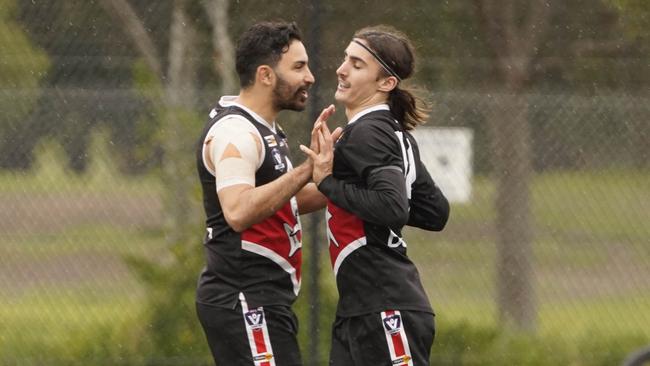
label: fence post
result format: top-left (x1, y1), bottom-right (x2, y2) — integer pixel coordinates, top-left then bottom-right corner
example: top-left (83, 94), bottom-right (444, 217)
top-left (307, 0), bottom-right (323, 364)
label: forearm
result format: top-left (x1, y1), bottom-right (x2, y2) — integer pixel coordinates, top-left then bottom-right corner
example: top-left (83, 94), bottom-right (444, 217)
top-left (407, 163), bottom-right (450, 231)
top-left (408, 188), bottom-right (449, 231)
top-left (223, 162), bottom-right (312, 231)
top-left (318, 168), bottom-right (409, 229)
top-left (296, 183), bottom-right (328, 214)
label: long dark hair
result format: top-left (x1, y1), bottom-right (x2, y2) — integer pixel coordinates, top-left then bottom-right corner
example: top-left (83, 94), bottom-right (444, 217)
top-left (353, 25), bottom-right (429, 130)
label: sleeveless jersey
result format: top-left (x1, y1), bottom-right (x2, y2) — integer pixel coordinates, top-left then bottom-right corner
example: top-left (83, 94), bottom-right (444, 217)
top-left (326, 109), bottom-right (433, 317)
top-left (195, 104), bottom-right (302, 309)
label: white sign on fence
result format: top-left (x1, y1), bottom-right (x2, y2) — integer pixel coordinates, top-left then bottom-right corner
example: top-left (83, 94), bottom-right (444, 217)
top-left (411, 127), bottom-right (473, 203)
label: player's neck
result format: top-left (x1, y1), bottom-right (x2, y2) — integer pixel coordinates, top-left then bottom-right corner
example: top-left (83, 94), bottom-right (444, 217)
top-left (345, 101), bottom-right (388, 121)
top-left (345, 96), bottom-right (389, 121)
top-left (237, 89), bottom-right (278, 125)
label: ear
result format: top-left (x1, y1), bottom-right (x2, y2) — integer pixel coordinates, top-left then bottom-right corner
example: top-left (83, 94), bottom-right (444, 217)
top-left (256, 65), bottom-right (275, 87)
top-left (377, 76), bottom-right (399, 93)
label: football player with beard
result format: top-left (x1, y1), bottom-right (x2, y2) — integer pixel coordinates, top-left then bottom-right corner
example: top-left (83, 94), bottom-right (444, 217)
top-left (195, 21), bottom-right (340, 366)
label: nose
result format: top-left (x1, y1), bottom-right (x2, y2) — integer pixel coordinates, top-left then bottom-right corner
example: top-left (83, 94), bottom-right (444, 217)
top-left (305, 67), bottom-right (315, 85)
top-left (336, 62), bottom-right (347, 79)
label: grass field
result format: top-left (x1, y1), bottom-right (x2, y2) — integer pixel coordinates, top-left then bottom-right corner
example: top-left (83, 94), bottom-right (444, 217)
top-left (408, 170), bottom-right (650, 347)
top-left (1, 141), bottom-right (649, 364)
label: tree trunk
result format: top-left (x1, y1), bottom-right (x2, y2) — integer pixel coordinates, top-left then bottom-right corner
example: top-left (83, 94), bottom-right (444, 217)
top-left (100, 0), bottom-right (199, 245)
top-left (306, 1), bottom-right (324, 363)
top-left (98, 0), bottom-right (162, 78)
top-left (487, 91), bottom-right (535, 331)
top-left (202, 0), bottom-right (237, 95)
top-left (162, 0), bottom-right (199, 244)
top-left (475, 0), bottom-right (551, 331)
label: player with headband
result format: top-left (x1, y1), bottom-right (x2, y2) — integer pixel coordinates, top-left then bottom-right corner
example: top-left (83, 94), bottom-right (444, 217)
top-left (301, 25), bottom-right (450, 366)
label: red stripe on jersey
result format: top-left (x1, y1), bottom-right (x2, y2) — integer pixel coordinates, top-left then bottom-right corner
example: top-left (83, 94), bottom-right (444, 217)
top-left (241, 200), bottom-right (302, 282)
top-left (326, 200), bottom-right (365, 269)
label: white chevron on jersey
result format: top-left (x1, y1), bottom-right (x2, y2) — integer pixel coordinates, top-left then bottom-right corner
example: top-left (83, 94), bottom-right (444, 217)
top-left (242, 241), bottom-right (301, 296)
top-left (332, 237), bottom-right (366, 276)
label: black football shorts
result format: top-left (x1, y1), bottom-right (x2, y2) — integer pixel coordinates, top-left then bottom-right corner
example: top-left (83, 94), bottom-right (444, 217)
top-left (196, 294), bottom-right (302, 366)
top-left (329, 310), bottom-right (435, 366)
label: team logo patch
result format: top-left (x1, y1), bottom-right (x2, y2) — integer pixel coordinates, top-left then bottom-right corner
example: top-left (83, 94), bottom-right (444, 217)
top-left (264, 135), bottom-right (278, 147)
top-left (244, 309), bottom-right (265, 328)
top-left (271, 148), bottom-right (286, 171)
top-left (383, 314), bottom-right (402, 334)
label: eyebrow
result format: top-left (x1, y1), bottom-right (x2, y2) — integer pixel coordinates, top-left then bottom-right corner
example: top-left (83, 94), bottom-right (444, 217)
top-left (344, 51), bottom-right (367, 66)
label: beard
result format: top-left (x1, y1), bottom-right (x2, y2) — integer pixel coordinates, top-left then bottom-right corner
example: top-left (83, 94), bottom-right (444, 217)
top-left (272, 74), bottom-right (309, 112)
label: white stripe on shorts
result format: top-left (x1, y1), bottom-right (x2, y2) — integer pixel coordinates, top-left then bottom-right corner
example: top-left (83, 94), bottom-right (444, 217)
top-left (239, 293), bottom-right (276, 366)
top-left (380, 310), bottom-right (414, 366)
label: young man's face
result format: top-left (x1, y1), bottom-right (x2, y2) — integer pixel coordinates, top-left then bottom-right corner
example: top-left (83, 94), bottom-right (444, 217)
top-left (271, 40), bottom-right (315, 112)
top-left (334, 40), bottom-right (384, 109)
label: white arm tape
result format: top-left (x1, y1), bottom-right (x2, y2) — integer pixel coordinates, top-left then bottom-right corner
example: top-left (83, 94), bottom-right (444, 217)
top-left (205, 116), bottom-right (264, 191)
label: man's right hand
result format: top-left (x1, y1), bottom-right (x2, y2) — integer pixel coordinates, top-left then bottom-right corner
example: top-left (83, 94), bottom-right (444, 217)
top-left (300, 104), bottom-right (342, 185)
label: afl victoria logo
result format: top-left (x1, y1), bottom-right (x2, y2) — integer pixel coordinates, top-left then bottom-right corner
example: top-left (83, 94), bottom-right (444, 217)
top-left (245, 309), bottom-right (264, 328)
top-left (383, 314), bottom-right (402, 334)
top-left (271, 148), bottom-right (285, 171)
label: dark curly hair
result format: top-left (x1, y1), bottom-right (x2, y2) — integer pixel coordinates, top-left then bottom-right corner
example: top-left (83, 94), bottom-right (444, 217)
top-left (236, 21), bottom-right (303, 88)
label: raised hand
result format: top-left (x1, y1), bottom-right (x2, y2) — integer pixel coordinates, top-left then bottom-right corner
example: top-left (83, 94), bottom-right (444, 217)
top-left (309, 104), bottom-right (336, 153)
top-left (301, 104), bottom-right (340, 185)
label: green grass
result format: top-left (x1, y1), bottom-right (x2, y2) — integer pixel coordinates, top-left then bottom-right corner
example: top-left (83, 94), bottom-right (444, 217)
top-left (534, 169), bottom-right (650, 242)
top-left (1, 139), bottom-right (649, 364)
top-left (1, 224), bottom-right (164, 257)
top-left (539, 293), bottom-right (650, 338)
top-left (0, 289), bottom-right (146, 364)
top-left (0, 138), bottom-right (168, 364)
top-left (407, 169), bottom-right (650, 341)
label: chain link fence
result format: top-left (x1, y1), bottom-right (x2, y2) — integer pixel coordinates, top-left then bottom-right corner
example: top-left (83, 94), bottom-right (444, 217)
top-left (1, 1), bottom-right (649, 365)
top-left (2, 85), bottom-right (648, 365)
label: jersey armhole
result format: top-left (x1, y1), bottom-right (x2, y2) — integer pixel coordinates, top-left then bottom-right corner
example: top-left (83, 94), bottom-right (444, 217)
top-left (202, 115), bottom-right (266, 176)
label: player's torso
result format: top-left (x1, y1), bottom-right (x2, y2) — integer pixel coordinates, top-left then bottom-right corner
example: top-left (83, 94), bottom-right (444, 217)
top-left (326, 112), bottom-right (432, 316)
top-left (196, 106), bottom-right (302, 309)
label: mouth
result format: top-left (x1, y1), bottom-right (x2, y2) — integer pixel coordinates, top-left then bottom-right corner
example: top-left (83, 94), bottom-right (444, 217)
top-left (337, 80), bottom-right (350, 91)
top-left (295, 88), bottom-right (309, 103)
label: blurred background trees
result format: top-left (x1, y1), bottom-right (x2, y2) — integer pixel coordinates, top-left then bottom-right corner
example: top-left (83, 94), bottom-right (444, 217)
top-left (1, 0), bottom-right (648, 365)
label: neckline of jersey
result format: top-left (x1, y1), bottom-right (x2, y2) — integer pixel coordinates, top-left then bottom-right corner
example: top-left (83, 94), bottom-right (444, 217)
top-left (347, 104), bottom-right (391, 125)
top-left (218, 95), bottom-right (277, 133)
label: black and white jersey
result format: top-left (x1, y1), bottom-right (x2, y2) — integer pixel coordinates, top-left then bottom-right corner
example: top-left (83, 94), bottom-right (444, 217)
top-left (195, 100), bottom-right (302, 310)
top-left (319, 104), bottom-right (449, 317)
